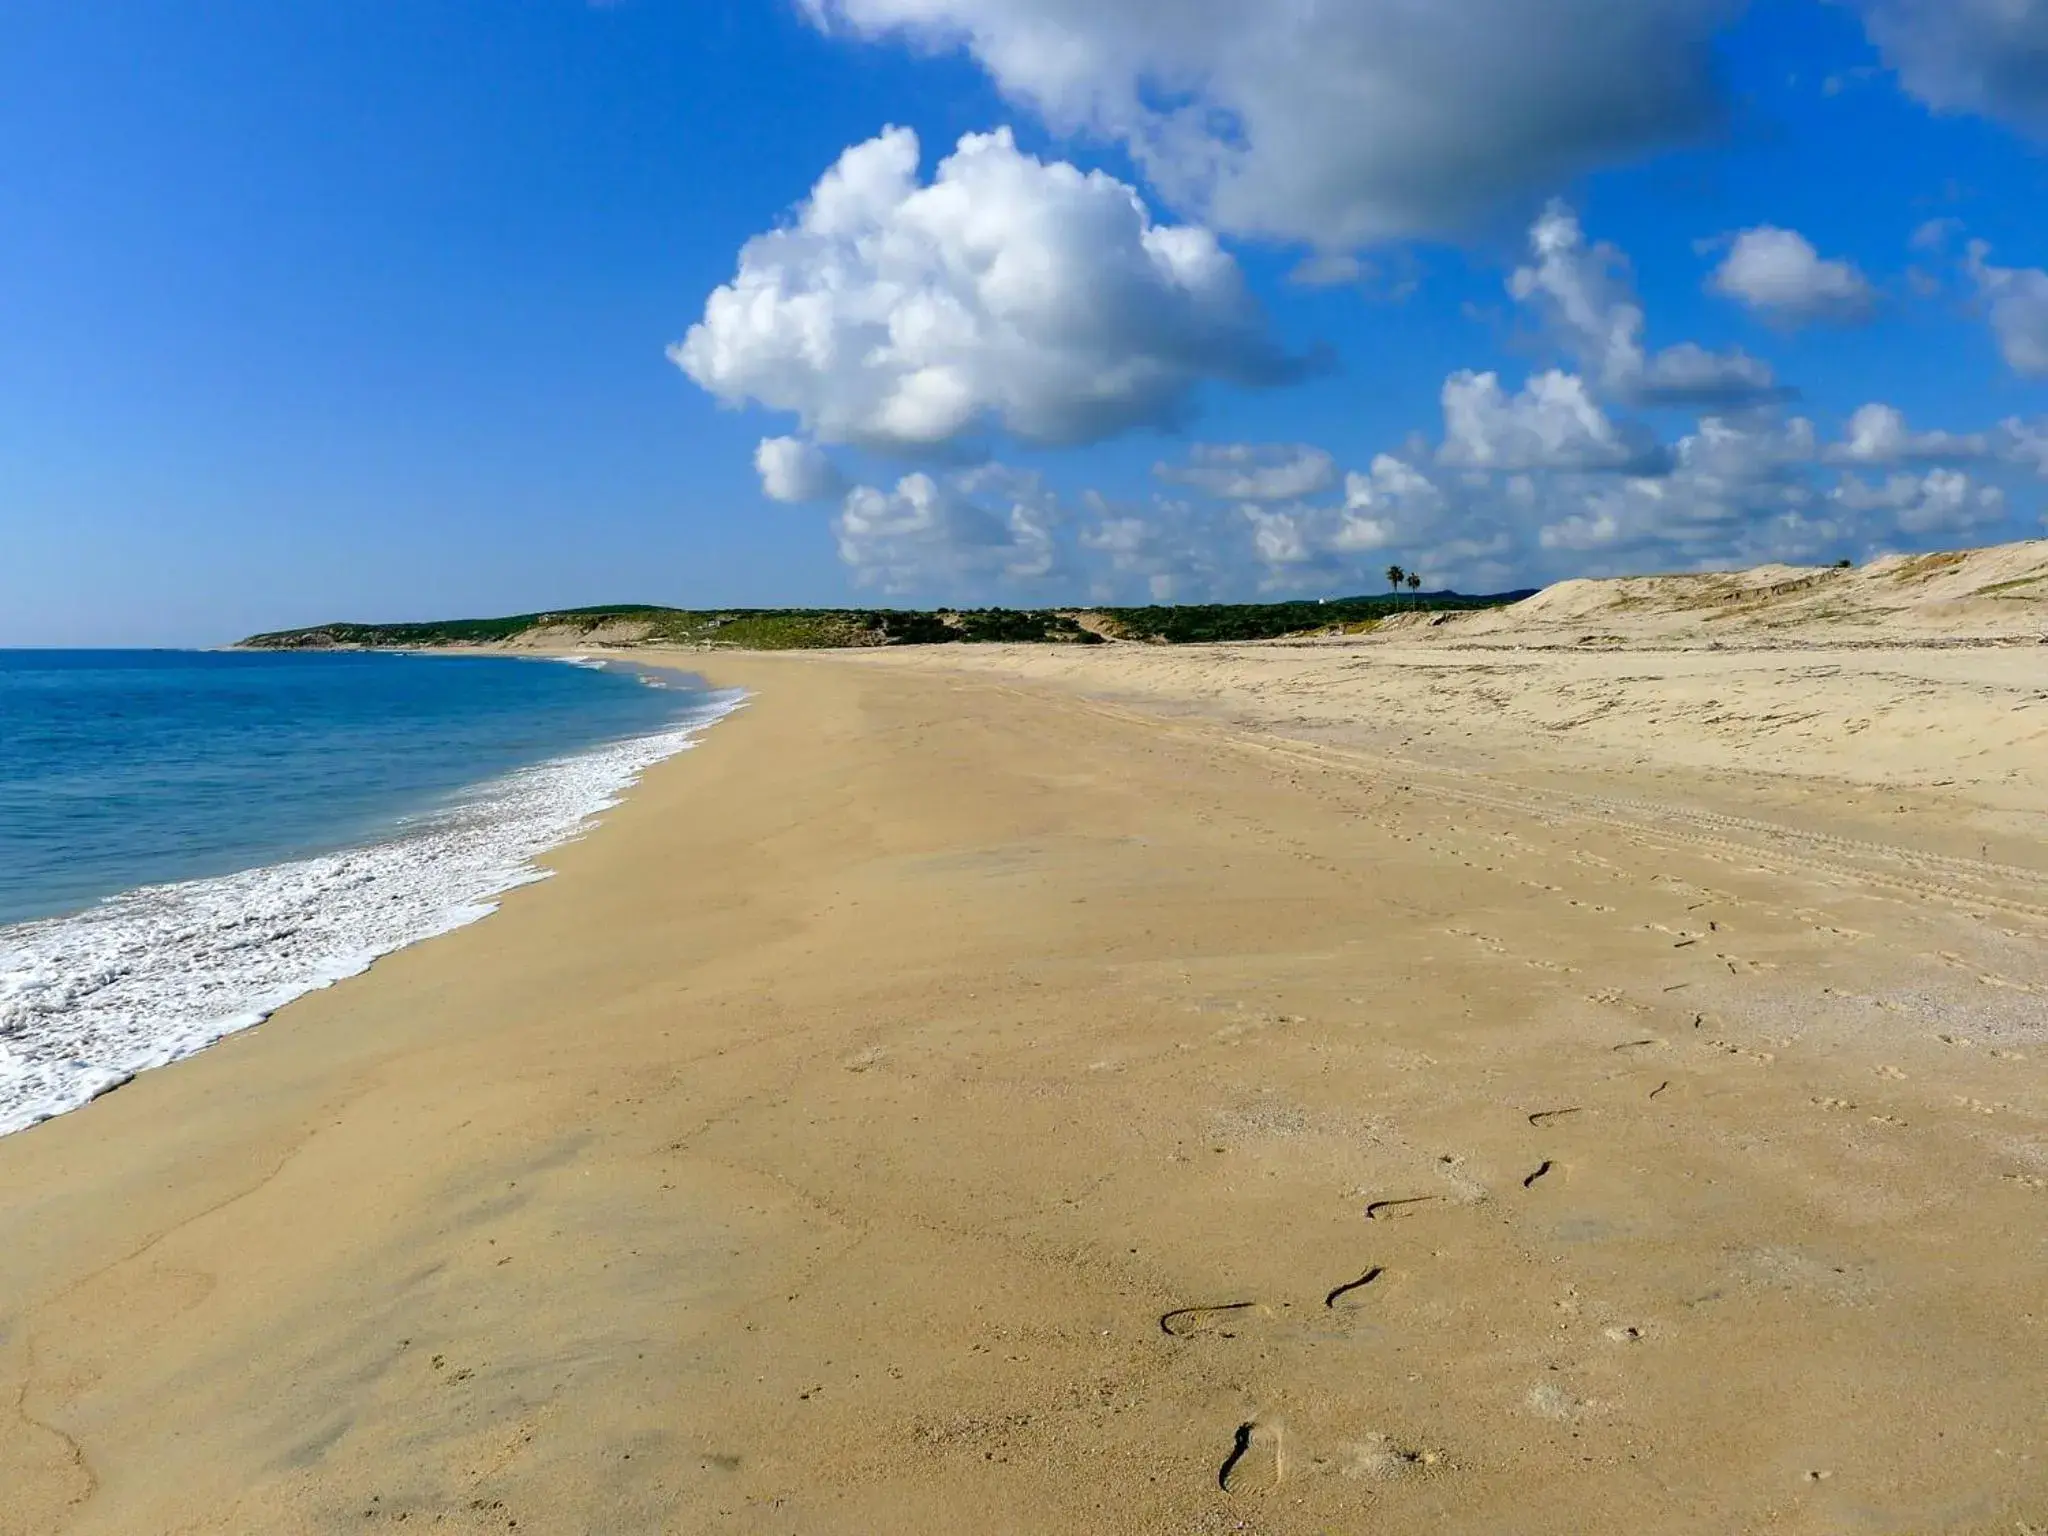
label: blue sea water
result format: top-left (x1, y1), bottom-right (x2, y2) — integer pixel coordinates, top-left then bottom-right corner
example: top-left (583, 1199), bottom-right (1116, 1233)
top-left (0, 650), bottom-right (742, 1134)
top-left (0, 649), bottom-right (713, 926)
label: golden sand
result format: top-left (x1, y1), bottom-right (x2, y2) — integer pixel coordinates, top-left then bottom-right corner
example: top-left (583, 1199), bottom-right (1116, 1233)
top-left (3, 640), bottom-right (2045, 1533)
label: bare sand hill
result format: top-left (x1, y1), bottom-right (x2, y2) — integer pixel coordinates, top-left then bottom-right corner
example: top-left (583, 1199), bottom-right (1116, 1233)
top-left (1367, 536), bottom-right (2048, 647)
top-left (3, 565), bottom-right (2047, 1533)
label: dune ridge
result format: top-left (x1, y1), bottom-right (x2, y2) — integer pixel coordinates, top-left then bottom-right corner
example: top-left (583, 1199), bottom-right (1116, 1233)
top-left (1365, 537), bottom-right (2048, 647)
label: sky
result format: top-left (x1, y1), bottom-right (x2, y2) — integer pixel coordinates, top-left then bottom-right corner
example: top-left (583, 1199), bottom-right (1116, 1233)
top-left (2, 1), bottom-right (2046, 645)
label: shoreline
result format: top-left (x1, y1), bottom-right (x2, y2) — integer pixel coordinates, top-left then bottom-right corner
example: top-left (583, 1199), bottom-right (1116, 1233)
top-left (2, 648), bottom-right (2043, 1532)
top-left (0, 658), bottom-right (743, 1136)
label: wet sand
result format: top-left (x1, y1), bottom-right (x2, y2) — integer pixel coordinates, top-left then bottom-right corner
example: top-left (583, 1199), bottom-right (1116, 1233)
top-left (3, 646), bottom-right (2045, 1534)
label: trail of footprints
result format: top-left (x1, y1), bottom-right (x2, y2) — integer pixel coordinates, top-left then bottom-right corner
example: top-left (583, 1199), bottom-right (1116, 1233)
top-left (1166, 1129), bottom-right (1570, 1499)
top-left (1175, 769), bottom-right (2042, 1505)
top-left (1181, 1009), bottom-right (2035, 1503)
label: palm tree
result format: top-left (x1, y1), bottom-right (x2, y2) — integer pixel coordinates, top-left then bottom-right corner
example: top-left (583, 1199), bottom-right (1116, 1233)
top-left (1406, 571), bottom-right (1421, 596)
top-left (1385, 564), bottom-right (1405, 600)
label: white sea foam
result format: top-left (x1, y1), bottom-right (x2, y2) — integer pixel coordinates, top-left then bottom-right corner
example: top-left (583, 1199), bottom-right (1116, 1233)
top-left (0, 685), bottom-right (745, 1137)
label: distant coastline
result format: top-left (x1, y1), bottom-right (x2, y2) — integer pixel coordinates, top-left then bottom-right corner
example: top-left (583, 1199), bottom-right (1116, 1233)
top-left (236, 592), bottom-right (1536, 653)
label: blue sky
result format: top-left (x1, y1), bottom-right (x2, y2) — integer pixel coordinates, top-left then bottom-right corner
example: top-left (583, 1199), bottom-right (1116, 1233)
top-left (3, 0), bottom-right (2046, 644)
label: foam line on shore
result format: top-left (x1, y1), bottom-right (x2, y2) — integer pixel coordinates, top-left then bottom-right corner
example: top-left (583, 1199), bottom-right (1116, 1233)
top-left (0, 685), bottom-right (745, 1136)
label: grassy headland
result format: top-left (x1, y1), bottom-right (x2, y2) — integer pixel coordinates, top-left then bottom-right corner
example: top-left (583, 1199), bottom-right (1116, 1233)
top-left (238, 591), bottom-right (1532, 651)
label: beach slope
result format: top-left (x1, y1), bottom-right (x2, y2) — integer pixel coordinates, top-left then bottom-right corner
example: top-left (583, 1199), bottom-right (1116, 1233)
top-left (3, 649), bottom-right (2045, 1533)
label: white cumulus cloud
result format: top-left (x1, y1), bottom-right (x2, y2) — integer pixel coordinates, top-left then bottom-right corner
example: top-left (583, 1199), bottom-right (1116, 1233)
top-left (673, 125), bottom-right (1300, 454)
top-left (1965, 241), bottom-right (2048, 377)
top-left (1528, 411), bottom-right (1822, 563)
top-left (1153, 442), bottom-right (1337, 501)
top-left (835, 464), bottom-right (1063, 591)
top-left (754, 436), bottom-right (847, 503)
top-left (1336, 455), bottom-right (1450, 553)
top-left (1827, 404), bottom-right (1990, 464)
top-left (1439, 369), bottom-right (1666, 472)
top-left (1997, 416), bottom-right (2048, 475)
top-left (1831, 467), bottom-right (2008, 535)
top-left (1511, 203), bottom-right (1783, 407)
top-left (797, 0), bottom-right (1738, 247)
top-left (1076, 493), bottom-right (1244, 602)
top-left (1709, 226), bottom-right (1877, 323)
top-left (1856, 0), bottom-right (2048, 137)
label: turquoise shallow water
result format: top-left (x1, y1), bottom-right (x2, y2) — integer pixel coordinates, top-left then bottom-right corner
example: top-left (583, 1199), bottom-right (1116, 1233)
top-left (0, 649), bottom-right (741, 1134)
top-left (0, 649), bottom-right (704, 926)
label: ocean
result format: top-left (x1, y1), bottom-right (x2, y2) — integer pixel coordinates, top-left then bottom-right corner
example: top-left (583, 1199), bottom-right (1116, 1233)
top-left (0, 649), bottom-right (743, 1135)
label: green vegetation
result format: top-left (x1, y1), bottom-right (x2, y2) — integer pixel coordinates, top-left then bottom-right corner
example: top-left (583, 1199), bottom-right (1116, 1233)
top-left (1890, 550), bottom-right (1969, 581)
top-left (1970, 573), bottom-right (2048, 599)
top-left (1088, 591), bottom-right (1522, 644)
top-left (240, 590), bottom-right (1532, 652)
top-left (241, 604), bottom-right (670, 649)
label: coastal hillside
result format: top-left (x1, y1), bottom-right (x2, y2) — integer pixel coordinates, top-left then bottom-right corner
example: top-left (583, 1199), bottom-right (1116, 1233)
top-left (238, 591), bottom-right (1532, 651)
top-left (242, 540), bottom-right (2048, 656)
top-left (1369, 538), bottom-right (2048, 647)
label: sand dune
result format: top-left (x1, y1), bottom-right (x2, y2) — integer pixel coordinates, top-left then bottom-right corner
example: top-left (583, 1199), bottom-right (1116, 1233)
top-left (1368, 536), bottom-right (2048, 646)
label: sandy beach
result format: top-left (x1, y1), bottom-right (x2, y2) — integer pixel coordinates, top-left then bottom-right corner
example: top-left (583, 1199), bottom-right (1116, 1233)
top-left (4, 635), bottom-right (2046, 1534)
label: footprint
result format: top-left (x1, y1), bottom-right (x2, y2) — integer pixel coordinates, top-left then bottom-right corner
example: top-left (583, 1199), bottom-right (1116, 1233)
top-left (1954, 1097), bottom-right (2012, 1115)
top-left (1522, 1160), bottom-right (1556, 1190)
top-left (1976, 972), bottom-right (2038, 995)
top-left (1708, 1040), bottom-right (1776, 1065)
top-left (1434, 1153), bottom-right (1491, 1204)
top-left (1160, 1302), bottom-right (1257, 1338)
top-left (1219, 1420), bottom-right (1285, 1494)
top-left (1339, 1432), bottom-right (1443, 1480)
top-left (1324, 1268), bottom-right (1385, 1309)
top-left (1524, 1381), bottom-right (1586, 1420)
top-left (1365, 1197), bottom-right (1438, 1221)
